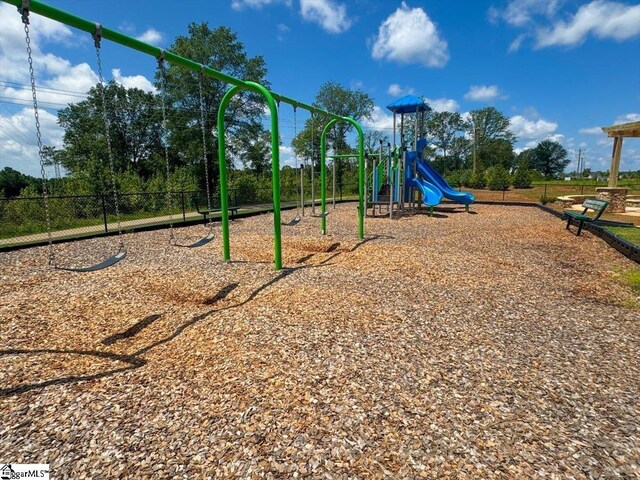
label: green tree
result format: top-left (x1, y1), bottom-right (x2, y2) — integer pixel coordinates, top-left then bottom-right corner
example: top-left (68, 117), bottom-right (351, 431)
top-left (363, 130), bottom-right (389, 155)
top-left (468, 107), bottom-right (515, 171)
top-left (448, 136), bottom-right (472, 170)
top-left (312, 81), bottom-right (374, 150)
top-left (292, 82), bottom-right (373, 189)
top-left (0, 167), bottom-right (36, 198)
top-left (530, 140), bottom-right (569, 179)
top-left (57, 82), bottom-right (163, 185)
top-left (425, 111), bottom-right (465, 174)
top-left (236, 127), bottom-right (272, 175)
top-left (479, 138), bottom-right (515, 170)
top-left (162, 23), bottom-right (269, 190)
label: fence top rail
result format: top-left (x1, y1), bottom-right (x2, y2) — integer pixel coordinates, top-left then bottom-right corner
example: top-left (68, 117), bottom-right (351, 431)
top-left (2, 0), bottom-right (351, 123)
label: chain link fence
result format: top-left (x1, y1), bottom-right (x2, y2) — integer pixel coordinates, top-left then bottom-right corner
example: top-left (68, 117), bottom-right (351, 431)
top-left (0, 182), bottom-right (360, 249)
top-left (4, 180), bottom-right (634, 249)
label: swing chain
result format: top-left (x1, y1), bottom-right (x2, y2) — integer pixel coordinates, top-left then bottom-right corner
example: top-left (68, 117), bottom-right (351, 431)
top-left (21, 2), bottom-right (55, 266)
top-left (198, 66), bottom-right (213, 216)
top-left (157, 52), bottom-right (175, 244)
top-left (93, 25), bottom-right (125, 251)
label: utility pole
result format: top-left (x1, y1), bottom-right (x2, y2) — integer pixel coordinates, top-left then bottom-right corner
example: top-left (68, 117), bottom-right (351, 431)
top-left (472, 123), bottom-right (477, 173)
top-left (576, 148), bottom-right (583, 178)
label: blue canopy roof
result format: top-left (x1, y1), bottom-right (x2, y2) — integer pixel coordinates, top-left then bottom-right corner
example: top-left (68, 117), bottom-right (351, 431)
top-left (386, 95), bottom-right (431, 114)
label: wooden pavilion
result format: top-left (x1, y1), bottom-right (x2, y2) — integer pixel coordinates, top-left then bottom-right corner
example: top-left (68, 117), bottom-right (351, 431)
top-left (602, 120), bottom-right (640, 187)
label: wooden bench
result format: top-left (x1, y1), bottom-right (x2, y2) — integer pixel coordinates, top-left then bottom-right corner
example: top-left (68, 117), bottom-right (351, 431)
top-left (564, 198), bottom-right (608, 236)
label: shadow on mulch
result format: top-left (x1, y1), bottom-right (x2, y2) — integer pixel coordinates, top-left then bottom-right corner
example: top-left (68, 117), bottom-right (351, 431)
top-left (101, 314), bottom-right (163, 345)
top-left (0, 262), bottom-right (336, 398)
top-left (1, 234), bottom-right (393, 398)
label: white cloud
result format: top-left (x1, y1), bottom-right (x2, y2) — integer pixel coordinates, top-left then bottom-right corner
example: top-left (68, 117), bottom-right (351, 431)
top-left (425, 97), bottom-right (460, 112)
top-left (463, 85), bottom-right (502, 102)
top-left (279, 144), bottom-right (297, 167)
top-left (0, 3), bottom-right (74, 84)
top-left (491, 0), bottom-right (561, 27)
top-left (614, 113), bottom-right (640, 124)
top-left (231, 0), bottom-right (291, 10)
top-left (371, 2), bottom-right (449, 68)
top-left (522, 133), bottom-right (565, 149)
top-left (300, 0), bottom-right (351, 34)
top-left (0, 107), bottom-right (63, 177)
top-left (361, 106), bottom-right (394, 131)
top-left (276, 23), bottom-right (290, 41)
top-left (508, 34), bottom-right (527, 52)
top-left (112, 69), bottom-right (156, 93)
top-left (0, 3), bottom-right (98, 109)
top-left (492, 0), bottom-right (640, 51)
top-left (536, 1), bottom-right (640, 48)
top-left (387, 84), bottom-right (414, 96)
top-left (579, 126), bottom-right (603, 134)
top-left (510, 115), bottom-right (558, 140)
top-left (135, 28), bottom-right (164, 45)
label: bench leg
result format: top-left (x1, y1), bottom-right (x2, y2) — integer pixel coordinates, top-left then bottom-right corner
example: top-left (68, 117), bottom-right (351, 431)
top-left (566, 217), bottom-right (571, 230)
top-left (576, 220), bottom-right (584, 236)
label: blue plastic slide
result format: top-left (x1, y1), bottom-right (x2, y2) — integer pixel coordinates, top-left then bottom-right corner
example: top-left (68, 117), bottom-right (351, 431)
top-left (417, 160), bottom-right (475, 206)
top-left (407, 175), bottom-right (442, 206)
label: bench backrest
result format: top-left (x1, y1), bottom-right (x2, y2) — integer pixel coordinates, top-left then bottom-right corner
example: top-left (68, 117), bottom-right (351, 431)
top-left (582, 198), bottom-right (608, 211)
top-left (581, 198), bottom-right (608, 220)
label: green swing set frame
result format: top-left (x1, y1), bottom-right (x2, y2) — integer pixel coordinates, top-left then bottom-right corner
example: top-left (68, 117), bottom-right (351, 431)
top-left (7, 0), bottom-right (366, 271)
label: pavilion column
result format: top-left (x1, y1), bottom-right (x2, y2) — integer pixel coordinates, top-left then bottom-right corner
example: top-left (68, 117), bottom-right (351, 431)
top-left (608, 136), bottom-right (623, 188)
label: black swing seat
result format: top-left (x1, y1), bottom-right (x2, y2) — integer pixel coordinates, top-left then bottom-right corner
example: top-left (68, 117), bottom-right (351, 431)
top-left (56, 251), bottom-right (126, 272)
top-left (282, 216), bottom-right (301, 226)
top-left (174, 231), bottom-right (215, 248)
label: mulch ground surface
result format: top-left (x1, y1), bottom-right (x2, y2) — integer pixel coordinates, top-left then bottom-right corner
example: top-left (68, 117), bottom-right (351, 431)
top-left (1, 203), bottom-right (638, 479)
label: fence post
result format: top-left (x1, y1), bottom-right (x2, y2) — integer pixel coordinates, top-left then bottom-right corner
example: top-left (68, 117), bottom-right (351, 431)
top-left (502, 188), bottom-right (506, 201)
top-left (581, 185), bottom-right (585, 195)
top-left (181, 191), bottom-right (186, 222)
top-left (101, 194), bottom-right (108, 233)
top-left (544, 184), bottom-right (547, 198)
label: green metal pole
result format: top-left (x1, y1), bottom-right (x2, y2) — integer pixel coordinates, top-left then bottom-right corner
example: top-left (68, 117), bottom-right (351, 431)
top-left (6, 0), bottom-right (365, 250)
top-left (320, 118), bottom-right (364, 240)
top-left (217, 83), bottom-right (282, 270)
top-left (320, 119), bottom-right (338, 235)
top-left (217, 86), bottom-right (242, 263)
top-left (245, 81), bottom-right (283, 271)
top-left (351, 119), bottom-right (366, 240)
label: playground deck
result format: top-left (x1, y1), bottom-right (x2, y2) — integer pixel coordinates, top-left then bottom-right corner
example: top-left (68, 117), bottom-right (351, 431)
top-left (1, 203), bottom-right (638, 478)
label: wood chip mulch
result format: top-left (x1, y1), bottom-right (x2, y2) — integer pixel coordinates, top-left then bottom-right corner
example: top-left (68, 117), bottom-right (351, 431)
top-left (1, 203), bottom-right (638, 479)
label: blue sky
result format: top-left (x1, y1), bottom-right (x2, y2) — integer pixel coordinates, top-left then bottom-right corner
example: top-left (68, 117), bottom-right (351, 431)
top-left (0, 0), bottom-right (639, 177)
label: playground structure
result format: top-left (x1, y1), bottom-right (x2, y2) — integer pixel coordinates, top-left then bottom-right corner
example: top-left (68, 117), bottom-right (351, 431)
top-left (8, 0), bottom-right (365, 272)
top-left (366, 95), bottom-right (475, 218)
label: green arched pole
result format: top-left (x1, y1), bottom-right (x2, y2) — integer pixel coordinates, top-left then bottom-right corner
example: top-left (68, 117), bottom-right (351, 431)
top-left (217, 81), bottom-right (283, 270)
top-left (320, 118), bottom-right (365, 239)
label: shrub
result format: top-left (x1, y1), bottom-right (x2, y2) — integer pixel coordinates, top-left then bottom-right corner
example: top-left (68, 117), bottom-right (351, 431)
top-left (487, 165), bottom-right (511, 191)
top-left (445, 170), bottom-right (462, 187)
top-left (459, 169), bottom-right (473, 188)
top-left (467, 170), bottom-right (487, 189)
top-left (512, 166), bottom-right (533, 188)
top-left (230, 175), bottom-right (258, 205)
top-left (539, 195), bottom-right (557, 205)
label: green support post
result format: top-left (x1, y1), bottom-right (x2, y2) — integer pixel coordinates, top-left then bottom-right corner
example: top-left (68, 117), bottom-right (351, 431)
top-left (320, 118), bottom-right (365, 240)
top-left (6, 0), bottom-right (368, 264)
top-left (218, 82), bottom-right (282, 270)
